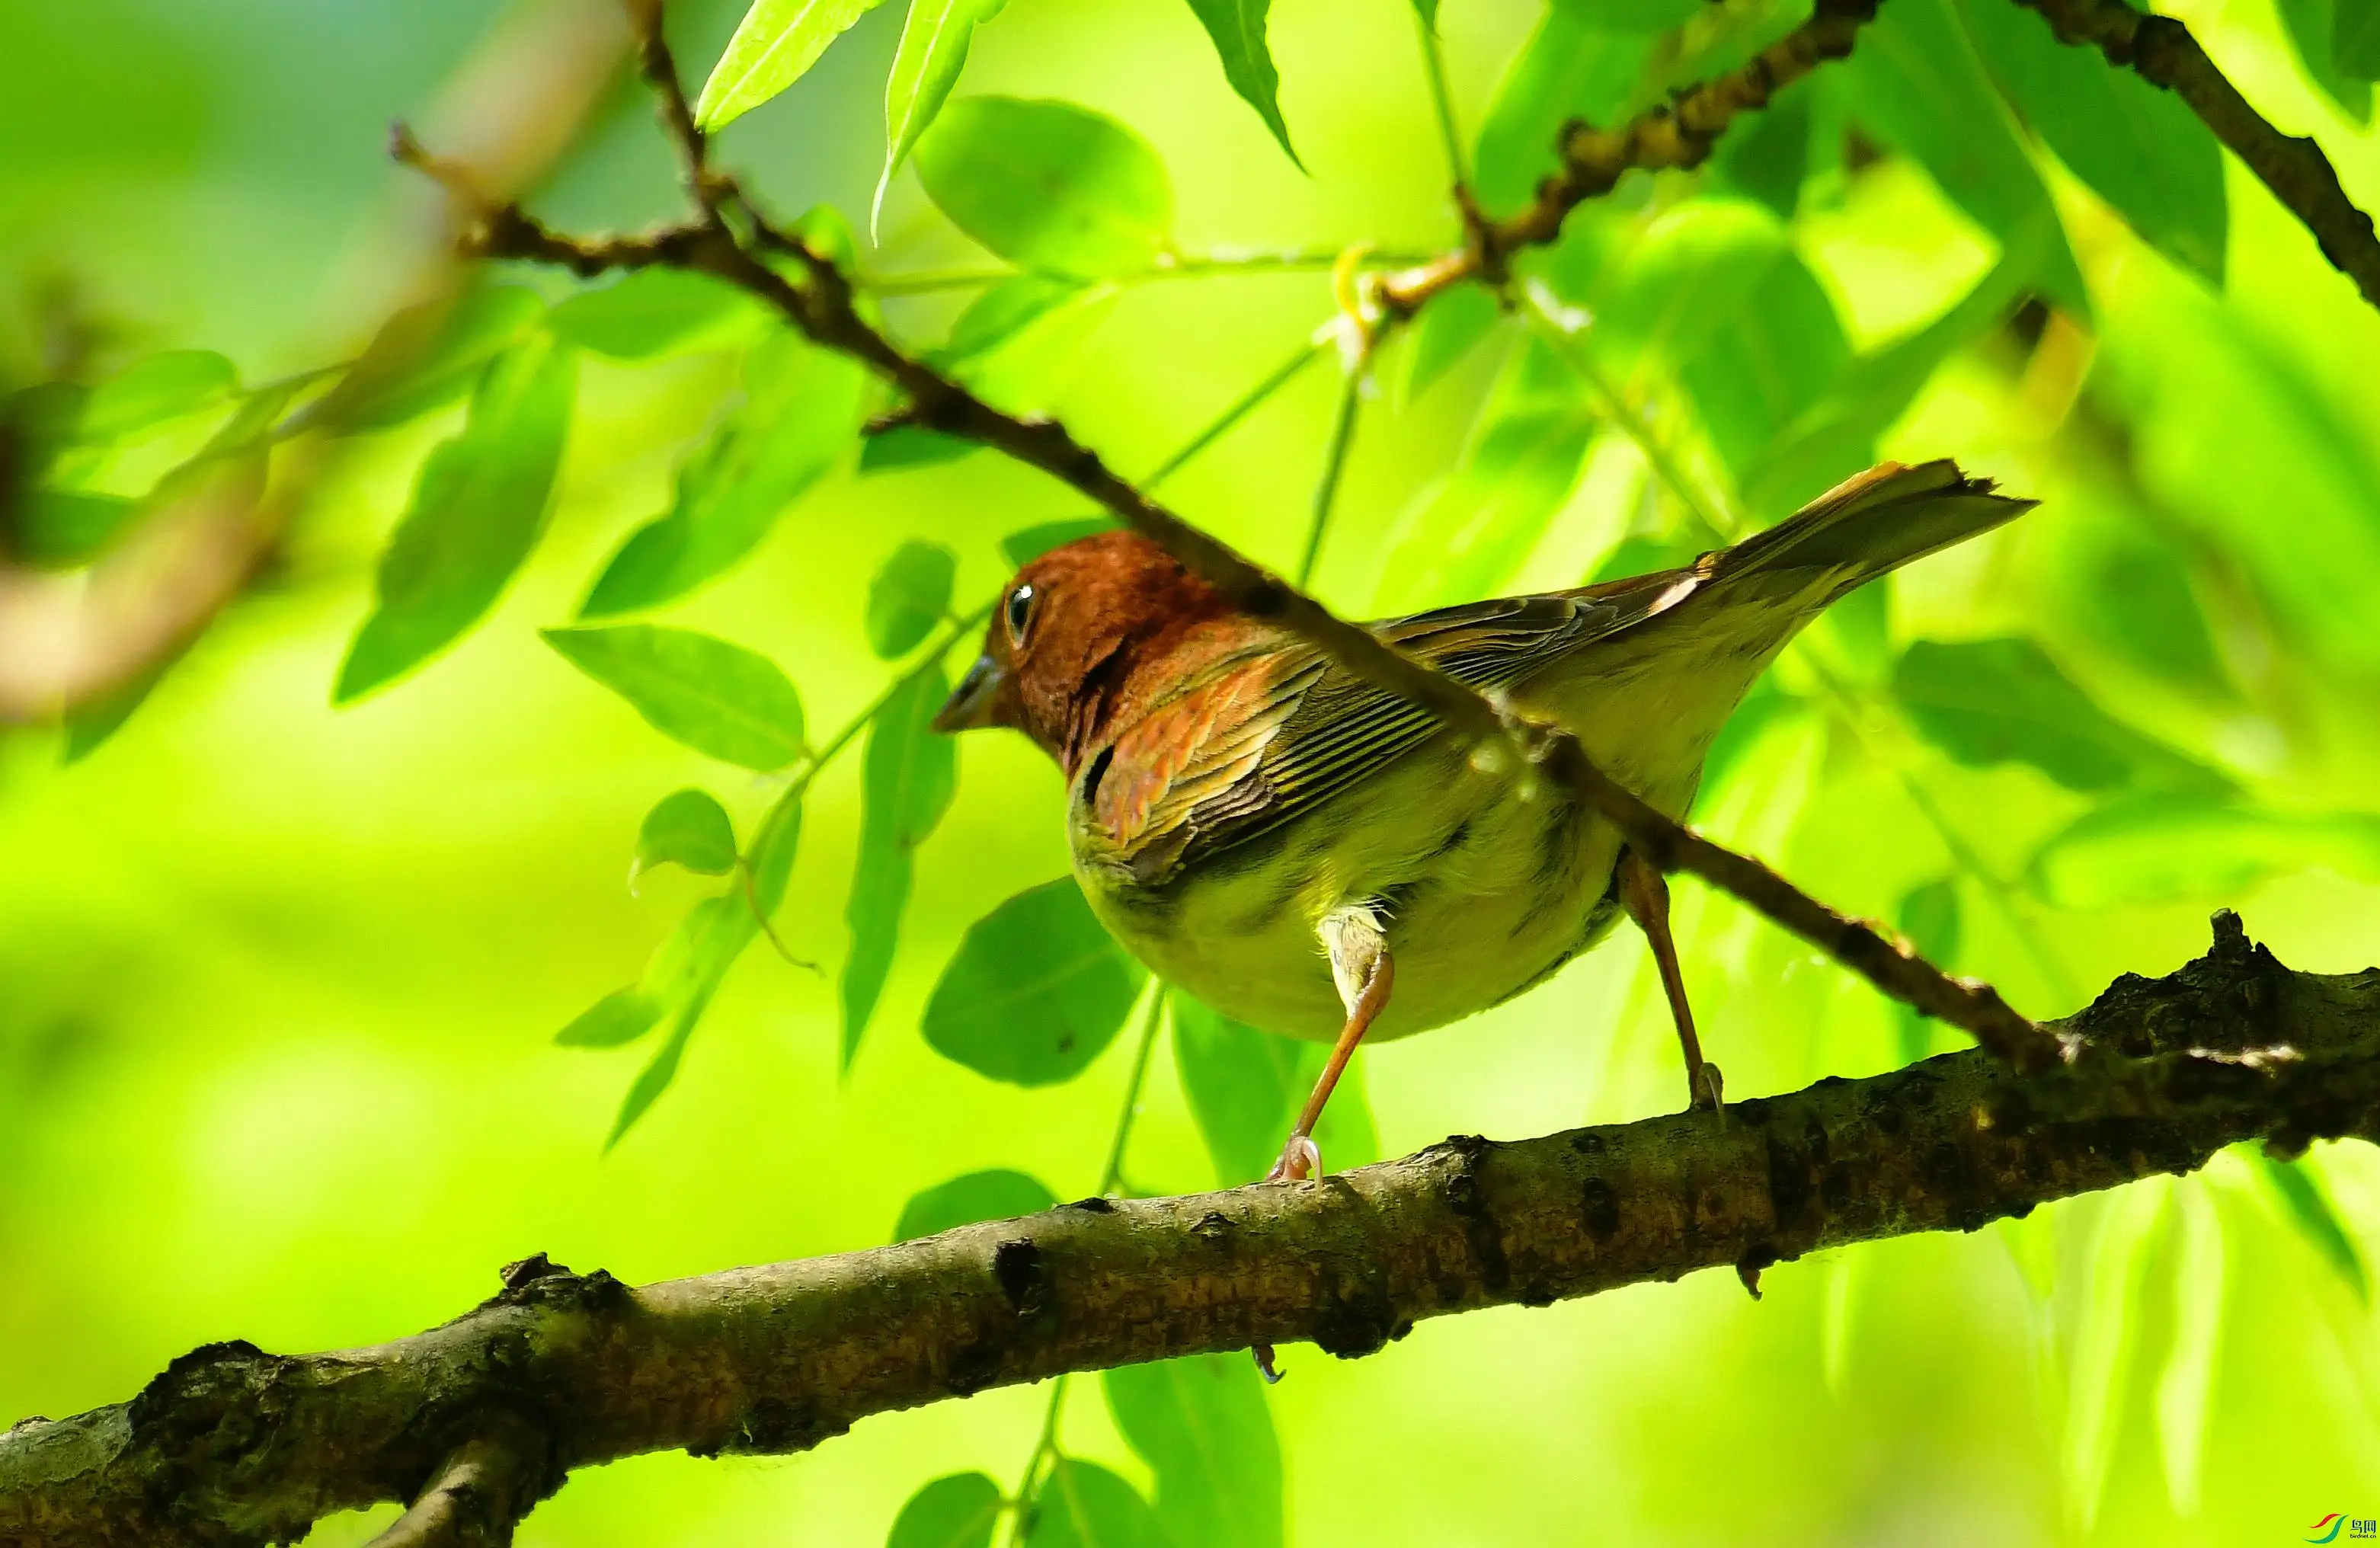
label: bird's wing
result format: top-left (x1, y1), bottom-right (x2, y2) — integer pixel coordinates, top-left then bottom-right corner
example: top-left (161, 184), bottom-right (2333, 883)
top-left (1089, 571), bottom-right (1701, 885)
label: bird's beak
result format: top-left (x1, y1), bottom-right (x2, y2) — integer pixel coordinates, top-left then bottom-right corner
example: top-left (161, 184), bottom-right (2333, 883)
top-left (932, 653), bottom-right (1008, 733)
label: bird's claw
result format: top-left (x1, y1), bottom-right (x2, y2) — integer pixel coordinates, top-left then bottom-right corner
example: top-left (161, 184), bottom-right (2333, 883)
top-left (1688, 1060), bottom-right (1725, 1114)
top-left (1252, 1342), bottom-right (1284, 1383)
top-left (1265, 1134), bottom-right (1322, 1184)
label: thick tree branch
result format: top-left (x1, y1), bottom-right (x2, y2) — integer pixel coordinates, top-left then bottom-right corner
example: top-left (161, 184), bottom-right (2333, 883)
top-left (4, 914), bottom-right (2372, 1546)
top-left (2013, 0), bottom-right (2380, 313)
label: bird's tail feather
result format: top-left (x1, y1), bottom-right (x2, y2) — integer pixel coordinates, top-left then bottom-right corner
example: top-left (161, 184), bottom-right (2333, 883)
top-left (1709, 459), bottom-right (2034, 606)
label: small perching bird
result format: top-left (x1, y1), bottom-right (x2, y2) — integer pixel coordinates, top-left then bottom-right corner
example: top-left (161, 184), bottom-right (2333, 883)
top-left (936, 459), bottom-right (2032, 1191)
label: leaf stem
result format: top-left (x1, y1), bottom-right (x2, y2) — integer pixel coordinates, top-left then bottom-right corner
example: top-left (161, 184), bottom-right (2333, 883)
top-left (1297, 353), bottom-right (1370, 587)
top-left (1413, 7), bottom-right (1469, 190)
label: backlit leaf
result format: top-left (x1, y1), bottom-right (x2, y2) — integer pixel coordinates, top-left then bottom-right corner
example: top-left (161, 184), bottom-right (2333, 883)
top-left (1172, 991), bottom-right (1376, 1185)
top-left (336, 335), bottom-right (574, 701)
top-left (1105, 1354), bottom-right (1282, 1548)
top-left (2256, 1148), bottom-right (2370, 1303)
top-left (894, 1168), bottom-right (1057, 1240)
top-left (2030, 796), bottom-right (2380, 909)
top-left (889, 1473), bottom-right (1005, 1548)
top-left (543, 625), bottom-right (808, 770)
top-left (80, 350), bottom-right (237, 440)
top-left (1003, 517), bottom-right (1115, 566)
top-left (1397, 283), bottom-right (1502, 407)
top-left (696, 0), bottom-right (889, 130)
top-left (2063, 1179), bottom-right (2170, 1530)
top-left (14, 490), bottom-right (140, 569)
top-left (2279, 0), bottom-right (2374, 116)
top-left (2154, 1181), bottom-right (2225, 1515)
top-left (1472, 7), bottom-right (1649, 209)
top-left (1182, 0), bottom-right (1300, 168)
top-left (923, 878), bottom-right (1145, 1086)
top-left (875, 0), bottom-right (1010, 232)
top-left (1022, 1460), bottom-right (1163, 1548)
top-left (2342, 0), bottom-right (2380, 80)
top-left (548, 267), bottom-right (750, 359)
top-left (916, 97), bottom-right (1172, 279)
top-left (1707, 76), bottom-right (1816, 220)
top-left (312, 286), bottom-right (547, 433)
top-left (843, 665), bottom-right (959, 1067)
top-left (556, 987), bottom-right (663, 1048)
top-left (1892, 877), bottom-right (1961, 1063)
top-left (634, 789), bottom-right (739, 881)
top-left (862, 425), bottom-right (979, 473)
top-left (869, 540), bottom-right (958, 657)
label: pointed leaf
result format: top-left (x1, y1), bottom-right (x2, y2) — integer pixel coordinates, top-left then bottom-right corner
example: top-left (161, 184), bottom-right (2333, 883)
top-left (843, 665), bottom-right (959, 1066)
top-left (544, 625), bottom-right (807, 770)
top-left (2028, 796), bottom-right (2380, 910)
top-left (312, 286), bottom-right (548, 433)
top-left (2346, 0), bottom-right (2380, 80)
top-left (875, 0), bottom-right (1010, 230)
top-left (1708, 77), bottom-right (1816, 219)
top-left (1105, 1354), bottom-right (1283, 1548)
top-left (894, 1168), bottom-right (1057, 1240)
top-left (1022, 1460), bottom-right (1163, 1548)
top-left (695, 0), bottom-right (891, 130)
top-left (583, 333), bottom-right (869, 616)
top-left (556, 987), bottom-right (664, 1047)
top-left (2154, 1181), bottom-right (2225, 1515)
top-left (1172, 991), bottom-right (1376, 1184)
top-left (548, 267), bottom-right (750, 359)
top-left (80, 350), bottom-right (238, 440)
top-left (2280, 0), bottom-right (2373, 115)
top-left (2257, 1149), bottom-right (2370, 1303)
top-left (1472, 8), bottom-right (1649, 209)
top-left (1003, 517), bottom-right (1115, 567)
top-left (868, 540), bottom-right (958, 657)
top-left (915, 97), bottom-right (1172, 279)
top-left (890, 1473), bottom-right (1005, 1548)
top-left (1397, 283), bottom-right (1501, 406)
top-left (635, 789), bottom-right (739, 881)
top-left (923, 878), bottom-right (1145, 1086)
top-left (1182, 0), bottom-right (1300, 168)
top-left (336, 336), bottom-right (574, 701)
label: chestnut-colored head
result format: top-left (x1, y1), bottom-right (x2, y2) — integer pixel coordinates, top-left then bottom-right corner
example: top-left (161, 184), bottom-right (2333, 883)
top-left (933, 530), bottom-right (1236, 773)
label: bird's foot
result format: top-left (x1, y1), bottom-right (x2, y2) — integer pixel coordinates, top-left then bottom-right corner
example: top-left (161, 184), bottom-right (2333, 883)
top-left (1687, 1060), bottom-right (1725, 1114)
top-left (1265, 1134), bottom-right (1322, 1184)
top-left (1252, 1342), bottom-right (1284, 1383)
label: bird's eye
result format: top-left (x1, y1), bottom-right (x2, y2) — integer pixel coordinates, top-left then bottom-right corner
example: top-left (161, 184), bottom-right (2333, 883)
top-left (1004, 581), bottom-right (1038, 644)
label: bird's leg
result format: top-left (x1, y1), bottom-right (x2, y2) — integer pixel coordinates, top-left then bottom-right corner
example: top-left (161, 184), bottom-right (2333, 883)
top-left (1617, 848), bottom-right (1723, 1113)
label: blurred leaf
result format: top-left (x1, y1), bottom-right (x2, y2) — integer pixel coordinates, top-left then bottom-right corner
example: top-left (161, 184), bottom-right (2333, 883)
top-left (335, 336), bottom-right (574, 702)
top-left (3, 381), bottom-right (91, 485)
top-left (556, 987), bottom-right (663, 1048)
top-left (942, 276), bottom-right (1086, 362)
top-left (2050, 506), bottom-right (2233, 702)
top-left (889, 1472), bottom-right (1005, 1548)
top-left (695, 0), bottom-right (888, 130)
top-left (916, 97), bottom-right (1172, 279)
top-left (607, 795), bottom-right (802, 1144)
top-left (13, 489), bottom-right (139, 569)
top-left (1694, 673), bottom-right (1803, 803)
top-left (1105, 1354), bottom-right (1282, 1548)
top-left (2279, 0), bottom-right (2374, 116)
top-left (583, 333), bottom-right (869, 616)
top-left (635, 789), bottom-right (739, 881)
top-left (1397, 283), bottom-right (1502, 407)
top-left (1022, 1460), bottom-right (1163, 1548)
top-left (313, 286), bottom-right (547, 433)
top-left (843, 665), bottom-right (959, 1067)
top-left (1171, 991), bottom-right (1375, 1183)
top-left (894, 1168), bottom-right (1057, 1240)
top-left (547, 268), bottom-right (750, 359)
top-left (1892, 638), bottom-right (2229, 795)
top-left (2029, 796), bottom-right (2380, 909)
top-left (543, 625), bottom-right (808, 770)
top-left (1964, 0), bottom-right (2225, 283)
top-left (2255, 1148), bottom-right (2371, 1303)
top-left (1473, 8), bottom-right (1649, 209)
top-left (1377, 338), bottom-right (1596, 612)
top-left (1588, 531), bottom-right (1700, 585)
top-left (2154, 1181), bottom-right (2225, 1516)
top-left (1841, 0), bottom-right (2088, 313)
top-left (2064, 1179), bottom-right (2170, 1530)
top-left (862, 425), bottom-right (980, 472)
top-left (938, 277), bottom-right (1121, 414)
top-left (2343, 0), bottom-right (2380, 78)
top-left (1003, 517), bottom-right (1114, 565)
top-left (61, 650), bottom-right (181, 763)
top-left (1182, 0), bottom-right (1300, 168)
top-left (79, 350), bottom-right (237, 440)
top-left (1707, 76), bottom-right (1815, 220)
top-left (923, 878), bottom-right (1145, 1086)
top-left (1892, 877), bottom-right (1961, 1063)
top-left (869, 540), bottom-right (958, 657)
top-left (875, 0), bottom-right (1011, 232)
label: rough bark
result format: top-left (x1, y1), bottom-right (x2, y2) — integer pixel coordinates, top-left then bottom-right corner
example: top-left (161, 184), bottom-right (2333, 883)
top-left (4, 913), bottom-right (2372, 1547)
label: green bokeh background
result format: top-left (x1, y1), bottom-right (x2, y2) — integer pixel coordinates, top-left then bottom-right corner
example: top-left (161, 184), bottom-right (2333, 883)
top-left (6, 0), bottom-right (2380, 1543)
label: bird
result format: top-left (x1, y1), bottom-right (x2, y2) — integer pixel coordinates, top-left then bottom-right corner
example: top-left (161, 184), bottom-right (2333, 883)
top-left (935, 459), bottom-right (2032, 1193)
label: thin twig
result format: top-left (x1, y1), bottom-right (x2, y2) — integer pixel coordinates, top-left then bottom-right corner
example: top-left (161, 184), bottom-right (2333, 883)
top-left (1298, 352), bottom-right (1370, 587)
top-left (865, 248), bottom-right (1438, 296)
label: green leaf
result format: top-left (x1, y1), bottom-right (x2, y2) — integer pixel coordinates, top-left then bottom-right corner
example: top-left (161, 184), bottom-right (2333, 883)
top-left (894, 1168), bottom-right (1057, 1240)
top-left (635, 789), bottom-right (739, 881)
top-left (606, 795), bottom-right (803, 1144)
top-left (889, 1473), bottom-right (1005, 1548)
top-left (1892, 877), bottom-right (1961, 1063)
top-left (335, 336), bottom-right (574, 702)
top-left (843, 665), bottom-right (960, 1067)
top-left (1841, 0), bottom-right (2088, 314)
top-left (1003, 517), bottom-right (1115, 566)
top-left (543, 625), bottom-right (808, 770)
top-left (556, 987), bottom-right (664, 1047)
top-left (1707, 76), bottom-right (1816, 220)
top-left (79, 350), bottom-right (238, 440)
top-left (2153, 1181), bottom-right (2225, 1515)
top-left (2045, 503), bottom-right (2232, 702)
top-left (1472, 8), bottom-right (1649, 209)
top-left (1105, 1354), bottom-right (1282, 1548)
top-left (861, 425), bottom-right (980, 473)
top-left (12, 490), bottom-right (140, 569)
top-left (875, 0), bottom-right (1011, 232)
top-left (2255, 1149), bottom-right (2370, 1303)
top-left (2280, 0), bottom-right (2374, 116)
top-left (937, 277), bottom-right (1121, 414)
top-left (1964, 0), bottom-right (2226, 283)
top-left (2028, 797), bottom-right (2380, 910)
top-left (1397, 283), bottom-right (1502, 407)
top-left (923, 878), bottom-right (1145, 1086)
top-left (869, 541), bottom-right (958, 657)
top-left (695, 0), bottom-right (890, 130)
top-left (583, 333), bottom-right (870, 616)
top-left (1022, 1460), bottom-right (1163, 1548)
top-left (62, 651), bottom-right (181, 763)
top-left (1171, 991), bottom-right (1376, 1184)
top-left (2342, 0), bottom-right (2380, 81)
top-left (547, 267), bottom-right (750, 359)
top-left (1182, 0), bottom-right (1301, 168)
top-left (916, 97), bottom-right (1172, 279)
top-left (313, 286), bottom-right (548, 433)
top-left (942, 277), bottom-right (1087, 363)
top-left (2063, 1179), bottom-right (2170, 1530)
top-left (1891, 638), bottom-right (2229, 795)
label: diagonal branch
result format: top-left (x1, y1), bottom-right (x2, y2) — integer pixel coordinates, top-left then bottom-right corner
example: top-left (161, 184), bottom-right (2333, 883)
top-left (2011, 0), bottom-right (2380, 313)
top-left (5, 913), bottom-right (2372, 1546)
